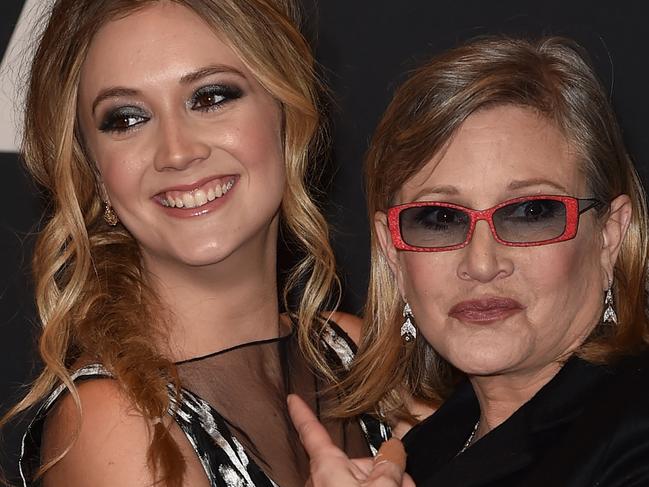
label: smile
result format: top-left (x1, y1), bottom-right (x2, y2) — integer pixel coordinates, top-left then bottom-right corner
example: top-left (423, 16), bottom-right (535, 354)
top-left (158, 176), bottom-right (236, 209)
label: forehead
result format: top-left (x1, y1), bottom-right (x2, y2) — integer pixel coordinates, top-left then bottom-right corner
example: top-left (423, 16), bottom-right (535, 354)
top-left (79, 2), bottom-right (246, 92)
top-left (399, 105), bottom-right (585, 204)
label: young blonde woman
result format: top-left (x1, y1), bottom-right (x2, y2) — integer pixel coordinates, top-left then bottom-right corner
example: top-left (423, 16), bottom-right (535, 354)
top-left (3, 1), bottom-right (388, 486)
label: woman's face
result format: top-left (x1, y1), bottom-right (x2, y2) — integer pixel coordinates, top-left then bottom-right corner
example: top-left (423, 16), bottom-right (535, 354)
top-left (78, 3), bottom-right (285, 268)
top-left (377, 105), bottom-right (629, 377)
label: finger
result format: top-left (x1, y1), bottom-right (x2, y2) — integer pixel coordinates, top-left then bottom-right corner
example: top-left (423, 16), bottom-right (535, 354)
top-left (364, 460), bottom-right (404, 487)
top-left (351, 457), bottom-right (374, 477)
top-left (287, 394), bottom-right (344, 460)
top-left (349, 461), bottom-right (370, 482)
top-left (363, 439), bottom-right (407, 487)
top-left (374, 439), bottom-right (406, 471)
top-left (402, 473), bottom-right (416, 487)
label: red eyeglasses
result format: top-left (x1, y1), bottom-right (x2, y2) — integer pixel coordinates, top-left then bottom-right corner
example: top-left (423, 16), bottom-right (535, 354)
top-left (387, 195), bottom-right (603, 252)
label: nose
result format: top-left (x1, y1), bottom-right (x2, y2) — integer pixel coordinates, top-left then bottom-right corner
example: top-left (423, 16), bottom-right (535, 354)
top-left (153, 115), bottom-right (211, 171)
top-left (456, 220), bottom-right (514, 283)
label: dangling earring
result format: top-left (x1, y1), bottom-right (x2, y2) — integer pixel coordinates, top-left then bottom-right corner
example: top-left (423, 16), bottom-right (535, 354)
top-left (401, 302), bottom-right (417, 343)
top-left (603, 280), bottom-right (618, 325)
top-left (103, 202), bottom-right (119, 226)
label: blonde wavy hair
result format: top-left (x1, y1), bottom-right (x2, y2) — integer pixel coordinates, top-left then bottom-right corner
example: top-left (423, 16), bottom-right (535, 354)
top-left (2, 0), bottom-right (340, 484)
top-left (337, 36), bottom-right (649, 422)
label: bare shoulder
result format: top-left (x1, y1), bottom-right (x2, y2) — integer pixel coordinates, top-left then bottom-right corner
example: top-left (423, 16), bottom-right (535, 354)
top-left (391, 395), bottom-right (438, 439)
top-left (329, 311), bottom-right (363, 345)
top-left (41, 377), bottom-right (211, 487)
top-left (41, 378), bottom-right (157, 486)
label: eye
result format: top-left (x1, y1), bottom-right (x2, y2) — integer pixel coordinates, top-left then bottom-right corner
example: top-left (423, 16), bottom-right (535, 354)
top-left (100, 106), bottom-right (149, 133)
top-left (411, 206), bottom-right (468, 229)
top-left (190, 84), bottom-right (243, 111)
top-left (503, 199), bottom-right (563, 222)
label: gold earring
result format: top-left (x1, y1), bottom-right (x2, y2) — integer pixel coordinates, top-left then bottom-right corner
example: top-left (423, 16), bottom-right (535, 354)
top-left (103, 202), bottom-right (119, 226)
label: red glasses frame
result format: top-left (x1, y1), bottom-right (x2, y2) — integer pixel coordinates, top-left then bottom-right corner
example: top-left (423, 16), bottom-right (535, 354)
top-left (387, 195), bottom-right (602, 252)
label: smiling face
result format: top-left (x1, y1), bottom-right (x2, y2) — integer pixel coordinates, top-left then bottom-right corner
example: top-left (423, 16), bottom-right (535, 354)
top-left (77, 2), bottom-right (285, 270)
top-left (376, 105), bottom-right (623, 378)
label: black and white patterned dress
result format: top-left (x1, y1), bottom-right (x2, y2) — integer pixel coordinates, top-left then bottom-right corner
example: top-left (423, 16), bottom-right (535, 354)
top-left (19, 321), bottom-right (389, 486)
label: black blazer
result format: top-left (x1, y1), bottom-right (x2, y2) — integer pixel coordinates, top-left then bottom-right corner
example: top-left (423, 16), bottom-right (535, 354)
top-left (403, 350), bottom-right (649, 486)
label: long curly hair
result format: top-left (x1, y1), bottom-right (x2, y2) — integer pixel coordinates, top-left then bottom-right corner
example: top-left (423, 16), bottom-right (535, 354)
top-left (336, 36), bottom-right (649, 423)
top-left (1, 0), bottom-right (340, 484)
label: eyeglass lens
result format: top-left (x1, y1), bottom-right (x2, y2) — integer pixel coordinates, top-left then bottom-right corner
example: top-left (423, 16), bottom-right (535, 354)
top-left (399, 199), bottom-right (568, 248)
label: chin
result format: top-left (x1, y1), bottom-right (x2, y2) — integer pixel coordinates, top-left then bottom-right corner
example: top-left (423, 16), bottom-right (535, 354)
top-left (444, 343), bottom-right (522, 377)
top-left (176, 244), bottom-right (236, 267)
top-left (145, 239), bottom-right (236, 268)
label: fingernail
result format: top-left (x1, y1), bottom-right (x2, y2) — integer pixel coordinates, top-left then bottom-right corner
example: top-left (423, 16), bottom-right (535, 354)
top-left (376, 438), bottom-right (406, 470)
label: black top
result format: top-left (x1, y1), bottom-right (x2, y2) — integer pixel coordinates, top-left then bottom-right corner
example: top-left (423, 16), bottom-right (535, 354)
top-left (20, 321), bottom-right (389, 487)
top-left (403, 350), bottom-right (649, 487)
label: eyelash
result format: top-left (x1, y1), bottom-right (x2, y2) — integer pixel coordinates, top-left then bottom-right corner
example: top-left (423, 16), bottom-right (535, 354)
top-left (99, 84), bottom-right (244, 134)
top-left (190, 84), bottom-right (243, 111)
top-left (99, 106), bottom-right (148, 133)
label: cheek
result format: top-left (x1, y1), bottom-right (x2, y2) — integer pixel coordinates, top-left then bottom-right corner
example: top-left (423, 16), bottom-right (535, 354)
top-left (234, 106), bottom-right (285, 194)
top-left (515, 235), bottom-right (604, 350)
top-left (526, 236), bottom-right (601, 304)
top-left (99, 153), bottom-right (146, 189)
top-left (399, 253), bottom-right (454, 305)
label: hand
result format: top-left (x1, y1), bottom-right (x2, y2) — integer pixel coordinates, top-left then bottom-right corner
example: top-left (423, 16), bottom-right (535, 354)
top-left (287, 394), bottom-right (415, 487)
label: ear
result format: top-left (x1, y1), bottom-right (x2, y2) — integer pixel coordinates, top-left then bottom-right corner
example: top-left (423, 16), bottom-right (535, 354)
top-left (374, 211), bottom-right (407, 299)
top-left (599, 194), bottom-right (632, 287)
top-left (97, 179), bottom-right (111, 204)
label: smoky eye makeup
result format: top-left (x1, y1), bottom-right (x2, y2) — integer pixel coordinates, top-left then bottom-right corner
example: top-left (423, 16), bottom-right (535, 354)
top-left (189, 84), bottom-right (243, 111)
top-left (99, 105), bottom-right (150, 133)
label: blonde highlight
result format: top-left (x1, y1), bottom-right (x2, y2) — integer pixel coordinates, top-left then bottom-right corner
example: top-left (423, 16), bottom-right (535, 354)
top-left (2, 0), bottom-right (339, 485)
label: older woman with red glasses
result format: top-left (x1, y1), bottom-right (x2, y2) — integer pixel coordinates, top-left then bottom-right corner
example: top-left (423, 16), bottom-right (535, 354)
top-left (289, 36), bottom-right (649, 487)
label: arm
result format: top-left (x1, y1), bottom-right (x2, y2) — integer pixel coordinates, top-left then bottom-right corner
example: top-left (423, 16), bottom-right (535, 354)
top-left (41, 379), bottom-right (208, 487)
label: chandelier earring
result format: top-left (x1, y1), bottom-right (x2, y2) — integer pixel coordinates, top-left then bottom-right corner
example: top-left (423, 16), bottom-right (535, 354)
top-left (103, 201), bottom-right (119, 227)
top-left (603, 280), bottom-right (618, 325)
top-left (401, 302), bottom-right (417, 343)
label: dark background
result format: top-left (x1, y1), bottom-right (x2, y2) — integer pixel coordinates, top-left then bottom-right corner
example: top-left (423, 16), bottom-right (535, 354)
top-left (1, 0), bottom-right (648, 480)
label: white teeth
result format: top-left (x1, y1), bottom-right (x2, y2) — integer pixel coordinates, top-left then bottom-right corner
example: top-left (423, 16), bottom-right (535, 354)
top-left (182, 193), bottom-right (196, 208)
top-left (194, 189), bottom-right (207, 206)
top-left (162, 178), bottom-right (235, 209)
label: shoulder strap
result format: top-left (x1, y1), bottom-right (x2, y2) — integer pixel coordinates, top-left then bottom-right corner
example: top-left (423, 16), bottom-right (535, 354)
top-left (318, 320), bottom-right (392, 454)
top-left (319, 319), bottom-right (357, 371)
top-left (166, 385), bottom-right (277, 487)
top-left (19, 364), bottom-right (113, 487)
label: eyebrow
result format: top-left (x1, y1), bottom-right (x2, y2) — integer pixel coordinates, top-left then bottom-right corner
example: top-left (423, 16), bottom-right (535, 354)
top-left (91, 64), bottom-right (246, 115)
top-left (92, 87), bottom-right (139, 115)
top-left (411, 185), bottom-right (460, 201)
top-left (409, 178), bottom-right (570, 202)
top-left (179, 64), bottom-right (245, 84)
top-left (507, 178), bottom-right (570, 194)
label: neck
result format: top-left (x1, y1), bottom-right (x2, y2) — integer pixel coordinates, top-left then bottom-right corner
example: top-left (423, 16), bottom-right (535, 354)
top-left (469, 360), bottom-right (562, 440)
top-left (144, 222), bottom-right (281, 361)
